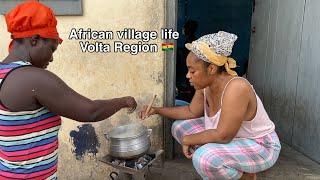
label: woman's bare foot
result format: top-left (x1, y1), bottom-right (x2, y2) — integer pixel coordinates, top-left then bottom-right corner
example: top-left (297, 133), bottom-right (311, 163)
top-left (240, 172), bottom-right (257, 180)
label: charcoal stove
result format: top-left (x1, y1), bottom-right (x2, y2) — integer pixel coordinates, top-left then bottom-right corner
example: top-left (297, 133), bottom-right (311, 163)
top-left (98, 149), bottom-right (163, 180)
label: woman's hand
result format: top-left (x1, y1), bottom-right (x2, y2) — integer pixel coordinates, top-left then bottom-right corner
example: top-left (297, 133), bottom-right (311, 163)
top-left (139, 105), bottom-right (157, 119)
top-left (182, 144), bottom-right (194, 159)
top-left (123, 96), bottom-right (137, 113)
top-left (182, 135), bottom-right (195, 159)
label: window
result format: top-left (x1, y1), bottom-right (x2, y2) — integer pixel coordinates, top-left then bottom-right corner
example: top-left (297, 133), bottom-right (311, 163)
top-left (0, 0), bottom-right (83, 15)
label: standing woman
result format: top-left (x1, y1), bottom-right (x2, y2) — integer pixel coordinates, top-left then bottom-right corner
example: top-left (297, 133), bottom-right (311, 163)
top-left (141, 31), bottom-right (281, 179)
top-left (0, 1), bottom-right (137, 179)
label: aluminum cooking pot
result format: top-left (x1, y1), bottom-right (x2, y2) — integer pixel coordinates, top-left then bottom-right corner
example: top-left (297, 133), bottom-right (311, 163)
top-left (104, 123), bottom-right (152, 159)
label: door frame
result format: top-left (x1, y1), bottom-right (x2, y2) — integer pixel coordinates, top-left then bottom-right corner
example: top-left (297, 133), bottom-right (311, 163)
top-left (163, 0), bottom-right (178, 160)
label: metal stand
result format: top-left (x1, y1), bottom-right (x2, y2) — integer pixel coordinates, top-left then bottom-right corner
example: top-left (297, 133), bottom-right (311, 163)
top-left (99, 149), bottom-right (163, 180)
top-left (109, 171), bottom-right (146, 180)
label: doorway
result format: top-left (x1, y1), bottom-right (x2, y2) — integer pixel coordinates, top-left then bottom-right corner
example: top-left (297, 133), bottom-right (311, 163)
top-left (169, 0), bottom-right (254, 158)
top-left (175, 0), bottom-right (253, 103)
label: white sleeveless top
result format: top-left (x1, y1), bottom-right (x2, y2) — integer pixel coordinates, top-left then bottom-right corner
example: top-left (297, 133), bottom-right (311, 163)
top-left (204, 77), bottom-right (275, 139)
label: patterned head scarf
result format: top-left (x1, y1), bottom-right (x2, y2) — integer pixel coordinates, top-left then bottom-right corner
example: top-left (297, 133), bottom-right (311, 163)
top-left (185, 31), bottom-right (238, 76)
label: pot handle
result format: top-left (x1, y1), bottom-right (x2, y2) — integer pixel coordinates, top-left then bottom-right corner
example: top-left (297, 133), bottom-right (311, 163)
top-left (104, 133), bottom-right (110, 140)
top-left (147, 129), bottom-right (152, 137)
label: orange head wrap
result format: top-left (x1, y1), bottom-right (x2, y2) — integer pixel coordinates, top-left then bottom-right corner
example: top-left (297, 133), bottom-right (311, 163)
top-left (5, 0), bottom-right (63, 51)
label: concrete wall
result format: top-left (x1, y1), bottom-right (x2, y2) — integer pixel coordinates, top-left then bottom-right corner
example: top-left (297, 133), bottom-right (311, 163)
top-left (248, 0), bottom-right (320, 163)
top-left (0, 0), bottom-right (166, 179)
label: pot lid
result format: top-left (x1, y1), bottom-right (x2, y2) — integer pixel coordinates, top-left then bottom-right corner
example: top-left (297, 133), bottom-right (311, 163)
top-left (108, 123), bottom-right (147, 139)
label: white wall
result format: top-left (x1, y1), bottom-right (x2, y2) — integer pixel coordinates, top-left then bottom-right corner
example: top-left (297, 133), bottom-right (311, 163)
top-left (0, 0), bottom-right (166, 178)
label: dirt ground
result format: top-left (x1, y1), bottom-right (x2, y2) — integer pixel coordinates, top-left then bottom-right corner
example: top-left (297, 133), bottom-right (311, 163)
top-left (146, 143), bottom-right (320, 180)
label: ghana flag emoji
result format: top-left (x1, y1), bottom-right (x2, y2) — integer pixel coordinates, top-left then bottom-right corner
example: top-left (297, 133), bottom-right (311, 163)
top-left (162, 42), bottom-right (174, 51)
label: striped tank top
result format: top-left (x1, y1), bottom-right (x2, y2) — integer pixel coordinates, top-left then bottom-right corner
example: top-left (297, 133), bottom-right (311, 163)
top-left (0, 61), bottom-right (61, 179)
